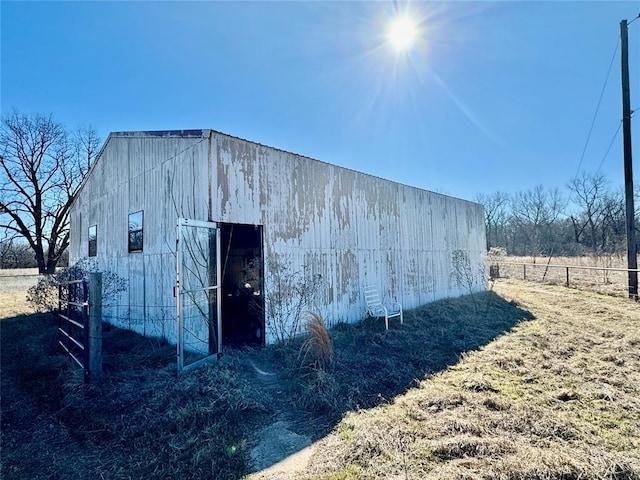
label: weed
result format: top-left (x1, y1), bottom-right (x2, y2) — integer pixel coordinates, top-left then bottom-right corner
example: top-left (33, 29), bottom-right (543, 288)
top-left (298, 312), bottom-right (333, 372)
top-left (450, 249), bottom-right (486, 309)
top-left (319, 465), bottom-right (362, 480)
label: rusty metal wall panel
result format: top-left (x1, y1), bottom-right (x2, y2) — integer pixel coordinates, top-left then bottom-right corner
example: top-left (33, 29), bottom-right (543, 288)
top-left (143, 165), bottom-right (161, 253)
top-left (216, 136), bottom-right (262, 226)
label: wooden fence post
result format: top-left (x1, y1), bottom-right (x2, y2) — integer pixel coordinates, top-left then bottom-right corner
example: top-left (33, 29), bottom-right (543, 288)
top-left (566, 266), bottom-right (570, 288)
top-left (88, 273), bottom-right (103, 384)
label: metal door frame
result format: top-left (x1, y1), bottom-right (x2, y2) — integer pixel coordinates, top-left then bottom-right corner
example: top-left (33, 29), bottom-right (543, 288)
top-left (176, 218), bottom-right (222, 373)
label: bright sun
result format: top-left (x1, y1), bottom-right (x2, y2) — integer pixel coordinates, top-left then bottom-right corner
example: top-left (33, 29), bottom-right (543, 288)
top-left (387, 16), bottom-right (417, 51)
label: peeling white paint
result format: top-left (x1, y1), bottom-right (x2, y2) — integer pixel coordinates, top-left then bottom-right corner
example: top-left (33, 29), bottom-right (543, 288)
top-left (70, 130), bottom-right (486, 345)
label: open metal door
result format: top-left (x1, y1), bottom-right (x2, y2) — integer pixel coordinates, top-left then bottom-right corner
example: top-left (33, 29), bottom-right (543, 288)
top-left (176, 218), bottom-right (221, 373)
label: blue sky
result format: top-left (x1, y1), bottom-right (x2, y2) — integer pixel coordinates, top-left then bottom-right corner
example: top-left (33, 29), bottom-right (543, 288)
top-left (2, 1), bottom-right (639, 202)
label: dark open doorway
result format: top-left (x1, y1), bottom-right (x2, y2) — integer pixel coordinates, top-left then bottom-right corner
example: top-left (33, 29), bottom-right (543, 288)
top-left (219, 223), bottom-right (265, 348)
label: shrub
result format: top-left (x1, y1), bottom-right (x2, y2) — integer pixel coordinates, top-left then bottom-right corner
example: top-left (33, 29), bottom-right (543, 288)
top-left (451, 250), bottom-right (486, 303)
top-left (27, 258), bottom-right (127, 312)
top-left (257, 254), bottom-right (325, 345)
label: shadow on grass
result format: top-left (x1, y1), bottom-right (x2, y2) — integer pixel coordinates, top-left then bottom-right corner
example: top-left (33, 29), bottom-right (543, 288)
top-left (0, 290), bottom-right (534, 480)
top-left (0, 312), bottom-right (67, 408)
top-left (260, 291), bottom-right (535, 440)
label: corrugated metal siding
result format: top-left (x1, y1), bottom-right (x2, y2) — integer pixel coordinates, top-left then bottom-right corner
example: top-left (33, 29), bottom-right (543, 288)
top-left (213, 132), bottom-right (486, 341)
top-left (69, 133), bottom-right (210, 345)
top-left (70, 130), bottom-right (486, 346)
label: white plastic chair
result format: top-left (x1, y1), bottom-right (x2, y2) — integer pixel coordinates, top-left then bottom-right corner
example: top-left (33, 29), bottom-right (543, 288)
top-left (364, 285), bottom-right (403, 330)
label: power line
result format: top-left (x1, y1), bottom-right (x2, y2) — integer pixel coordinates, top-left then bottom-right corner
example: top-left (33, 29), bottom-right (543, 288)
top-left (595, 121), bottom-right (622, 175)
top-left (572, 35), bottom-right (620, 181)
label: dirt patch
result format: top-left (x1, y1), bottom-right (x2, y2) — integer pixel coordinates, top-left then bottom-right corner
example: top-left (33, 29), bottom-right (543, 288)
top-left (249, 420), bottom-right (313, 473)
top-left (243, 359), bottom-right (316, 475)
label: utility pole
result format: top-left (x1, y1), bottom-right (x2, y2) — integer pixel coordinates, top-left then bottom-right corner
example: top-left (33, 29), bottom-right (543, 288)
top-left (620, 18), bottom-right (638, 299)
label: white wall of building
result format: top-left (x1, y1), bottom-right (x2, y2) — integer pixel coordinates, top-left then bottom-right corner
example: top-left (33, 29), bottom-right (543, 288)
top-left (70, 130), bottom-right (486, 346)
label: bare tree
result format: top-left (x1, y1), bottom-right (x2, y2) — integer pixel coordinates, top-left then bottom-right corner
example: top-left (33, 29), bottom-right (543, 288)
top-left (0, 111), bottom-right (100, 273)
top-left (568, 173), bottom-right (608, 254)
top-left (477, 173), bottom-right (635, 258)
top-left (511, 186), bottom-right (564, 257)
top-left (599, 188), bottom-right (628, 255)
top-left (476, 191), bottom-right (510, 250)
top-left (0, 238), bottom-right (37, 268)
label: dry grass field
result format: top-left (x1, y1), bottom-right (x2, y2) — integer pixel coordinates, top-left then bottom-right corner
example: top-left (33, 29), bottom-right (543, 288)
top-left (0, 269), bottom-right (39, 318)
top-left (290, 280), bottom-right (640, 479)
top-left (1, 272), bottom-right (639, 480)
top-left (0, 289), bottom-right (35, 319)
top-left (0, 268), bottom-right (39, 290)
top-left (495, 255), bottom-right (637, 298)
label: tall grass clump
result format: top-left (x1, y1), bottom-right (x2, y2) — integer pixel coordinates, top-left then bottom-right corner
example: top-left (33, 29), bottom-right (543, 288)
top-left (298, 312), bottom-right (333, 372)
top-left (289, 312), bottom-right (343, 413)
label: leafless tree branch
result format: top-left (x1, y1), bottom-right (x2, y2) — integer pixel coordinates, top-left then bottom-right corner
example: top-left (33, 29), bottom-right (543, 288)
top-left (0, 110), bottom-right (100, 273)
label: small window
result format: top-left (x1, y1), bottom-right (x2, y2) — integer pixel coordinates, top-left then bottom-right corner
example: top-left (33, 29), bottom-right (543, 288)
top-left (128, 211), bottom-right (143, 253)
top-left (88, 225), bottom-right (97, 257)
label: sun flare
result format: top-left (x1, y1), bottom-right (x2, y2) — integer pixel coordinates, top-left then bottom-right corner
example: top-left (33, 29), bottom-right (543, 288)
top-left (387, 16), bottom-right (417, 51)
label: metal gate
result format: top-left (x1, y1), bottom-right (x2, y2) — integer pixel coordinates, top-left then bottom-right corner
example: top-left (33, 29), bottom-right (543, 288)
top-left (57, 279), bottom-right (89, 381)
top-left (176, 218), bottom-right (221, 373)
top-left (57, 273), bottom-right (103, 384)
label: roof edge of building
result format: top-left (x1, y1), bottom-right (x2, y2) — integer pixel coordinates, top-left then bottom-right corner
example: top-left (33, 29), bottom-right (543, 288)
top-left (93, 129), bottom-right (482, 208)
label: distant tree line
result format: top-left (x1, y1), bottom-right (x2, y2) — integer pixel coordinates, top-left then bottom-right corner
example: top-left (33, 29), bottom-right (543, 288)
top-left (0, 241), bottom-right (68, 269)
top-left (477, 172), bottom-right (637, 258)
top-left (0, 241), bottom-right (37, 268)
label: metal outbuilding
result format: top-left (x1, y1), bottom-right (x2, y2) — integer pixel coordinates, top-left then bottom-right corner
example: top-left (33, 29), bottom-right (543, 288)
top-left (69, 129), bottom-right (486, 364)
